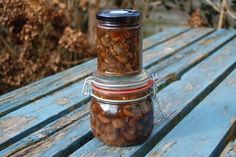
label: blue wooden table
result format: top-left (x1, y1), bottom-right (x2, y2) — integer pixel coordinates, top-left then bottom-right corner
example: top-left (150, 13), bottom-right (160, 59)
top-left (1, 27), bottom-right (236, 157)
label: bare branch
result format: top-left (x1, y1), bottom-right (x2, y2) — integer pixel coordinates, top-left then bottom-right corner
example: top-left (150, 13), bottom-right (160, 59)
top-left (225, 0), bottom-right (236, 19)
top-left (206, 0), bottom-right (221, 12)
top-left (218, 0), bottom-right (226, 29)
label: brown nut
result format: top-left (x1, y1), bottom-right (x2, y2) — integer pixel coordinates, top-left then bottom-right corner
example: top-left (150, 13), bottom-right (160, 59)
top-left (100, 35), bottom-right (109, 47)
top-left (105, 123), bottom-right (113, 133)
top-left (125, 63), bottom-right (133, 71)
top-left (128, 118), bottom-right (137, 127)
top-left (115, 55), bottom-right (128, 64)
top-left (122, 128), bottom-right (137, 142)
top-left (91, 103), bottom-right (101, 113)
top-left (99, 51), bottom-right (107, 58)
top-left (123, 43), bottom-right (129, 52)
top-left (112, 36), bottom-right (121, 42)
top-left (112, 118), bottom-right (126, 128)
top-left (98, 114), bottom-right (110, 124)
top-left (123, 108), bottom-right (134, 117)
top-left (124, 105), bottom-right (142, 117)
top-left (110, 31), bottom-right (120, 41)
top-left (93, 120), bottom-right (104, 135)
top-left (106, 127), bottom-right (119, 142)
top-left (113, 44), bottom-right (124, 55)
top-left (127, 127), bottom-right (136, 135)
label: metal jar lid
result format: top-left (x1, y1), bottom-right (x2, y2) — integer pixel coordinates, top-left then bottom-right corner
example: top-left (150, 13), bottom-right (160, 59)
top-left (92, 70), bottom-right (150, 90)
top-left (96, 9), bottom-right (141, 26)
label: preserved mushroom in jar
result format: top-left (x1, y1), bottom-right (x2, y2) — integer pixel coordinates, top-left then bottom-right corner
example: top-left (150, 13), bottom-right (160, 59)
top-left (90, 81), bottom-right (154, 146)
top-left (96, 9), bottom-right (142, 76)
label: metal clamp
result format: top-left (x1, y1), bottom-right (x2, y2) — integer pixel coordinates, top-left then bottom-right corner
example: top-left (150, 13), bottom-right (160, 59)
top-left (82, 74), bottom-right (164, 117)
top-left (82, 76), bottom-right (94, 96)
top-left (152, 73), bottom-right (164, 117)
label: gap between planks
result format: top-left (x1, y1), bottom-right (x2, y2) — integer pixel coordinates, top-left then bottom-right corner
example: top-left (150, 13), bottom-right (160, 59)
top-left (69, 36), bottom-right (236, 157)
top-left (0, 29), bottom-right (214, 152)
top-left (0, 27), bottom-right (190, 118)
top-left (1, 28), bottom-right (236, 156)
top-left (146, 69), bottom-right (236, 157)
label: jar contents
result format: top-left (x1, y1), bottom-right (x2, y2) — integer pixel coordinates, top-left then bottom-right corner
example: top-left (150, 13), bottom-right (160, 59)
top-left (97, 27), bottom-right (142, 76)
top-left (96, 9), bottom-right (142, 76)
top-left (90, 92), bottom-right (154, 146)
top-left (84, 9), bottom-right (156, 147)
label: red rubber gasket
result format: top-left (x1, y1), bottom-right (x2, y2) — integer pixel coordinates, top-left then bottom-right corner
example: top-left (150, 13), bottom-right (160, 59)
top-left (92, 80), bottom-right (154, 94)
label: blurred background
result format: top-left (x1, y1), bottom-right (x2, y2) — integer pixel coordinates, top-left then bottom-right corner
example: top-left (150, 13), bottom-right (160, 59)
top-left (0, 0), bottom-right (236, 95)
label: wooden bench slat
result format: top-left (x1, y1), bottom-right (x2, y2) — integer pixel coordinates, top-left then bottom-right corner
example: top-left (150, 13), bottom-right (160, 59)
top-left (0, 105), bottom-right (91, 156)
top-left (143, 28), bottom-right (213, 68)
top-left (0, 28), bottom-right (212, 151)
top-left (149, 29), bottom-right (236, 80)
top-left (0, 27), bottom-right (189, 117)
top-left (146, 69), bottom-right (236, 157)
top-left (70, 37), bottom-right (236, 157)
top-left (142, 27), bottom-right (189, 50)
top-left (1, 29), bottom-right (232, 156)
top-left (146, 29), bottom-right (236, 90)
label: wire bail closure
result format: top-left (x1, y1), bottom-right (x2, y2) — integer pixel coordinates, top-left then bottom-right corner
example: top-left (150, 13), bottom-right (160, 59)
top-left (82, 73), bottom-right (164, 118)
top-left (152, 73), bottom-right (164, 118)
top-left (82, 76), bottom-right (94, 96)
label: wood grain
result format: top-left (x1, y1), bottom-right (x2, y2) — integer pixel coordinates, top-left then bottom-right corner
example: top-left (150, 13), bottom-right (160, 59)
top-left (0, 29), bottom-right (213, 152)
top-left (70, 37), bottom-right (236, 157)
top-left (0, 27), bottom-right (189, 117)
top-left (146, 69), bottom-right (236, 157)
top-left (2, 29), bottom-right (235, 156)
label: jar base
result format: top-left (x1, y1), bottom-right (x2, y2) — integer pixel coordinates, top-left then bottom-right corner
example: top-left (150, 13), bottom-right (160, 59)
top-left (92, 129), bottom-right (153, 147)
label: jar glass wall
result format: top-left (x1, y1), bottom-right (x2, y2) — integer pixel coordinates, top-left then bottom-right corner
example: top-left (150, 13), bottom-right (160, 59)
top-left (96, 9), bottom-right (142, 76)
top-left (90, 86), bottom-right (154, 146)
top-left (97, 25), bottom-right (142, 76)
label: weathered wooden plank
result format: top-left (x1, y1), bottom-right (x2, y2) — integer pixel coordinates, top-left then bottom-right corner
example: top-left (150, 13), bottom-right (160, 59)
top-left (0, 105), bottom-right (92, 157)
top-left (148, 29), bottom-right (236, 86)
top-left (220, 139), bottom-right (236, 157)
top-left (1, 29), bottom-right (231, 156)
top-left (142, 27), bottom-right (189, 50)
top-left (0, 79), bottom-right (90, 150)
top-left (70, 37), bottom-right (236, 157)
top-left (0, 28), bottom-right (212, 150)
top-left (0, 59), bottom-right (95, 117)
top-left (143, 28), bottom-right (213, 68)
top-left (146, 69), bottom-right (236, 157)
top-left (0, 27), bottom-right (189, 117)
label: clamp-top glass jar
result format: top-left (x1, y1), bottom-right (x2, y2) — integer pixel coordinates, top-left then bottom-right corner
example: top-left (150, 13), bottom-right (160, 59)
top-left (96, 9), bottom-right (142, 76)
top-left (83, 70), bottom-right (158, 146)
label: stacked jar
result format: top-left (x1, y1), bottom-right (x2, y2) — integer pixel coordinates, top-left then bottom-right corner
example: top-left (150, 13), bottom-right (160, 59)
top-left (83, 9), bottom-right (159, 147)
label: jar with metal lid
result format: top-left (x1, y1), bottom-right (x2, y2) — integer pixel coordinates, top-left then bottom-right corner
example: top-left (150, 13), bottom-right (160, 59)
top-left (82, 70), bottom-right (162, 146)
top-left (96, 9), bottom-right (142, 76)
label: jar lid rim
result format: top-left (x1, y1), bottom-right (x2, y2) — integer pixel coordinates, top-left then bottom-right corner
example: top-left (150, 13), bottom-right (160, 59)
top-left (96, 9), bottom-right (141, 24)
top-left (92, 70), bottom-right (150, 90)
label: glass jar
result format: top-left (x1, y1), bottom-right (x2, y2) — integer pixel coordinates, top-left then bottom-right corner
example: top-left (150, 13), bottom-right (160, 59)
top-left (96, 9), bottom-right (142, 76)
top-left (83, 71), bottom-right (158, 146)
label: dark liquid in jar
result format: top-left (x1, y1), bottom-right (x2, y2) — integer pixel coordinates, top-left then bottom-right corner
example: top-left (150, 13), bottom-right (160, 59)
top-left (90, 90), bottom-right (154, 146)
top-left (97, 26), bottom-right (142, 76)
